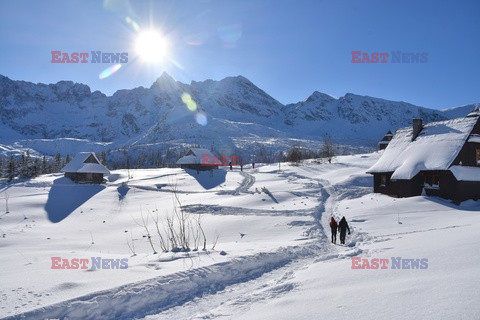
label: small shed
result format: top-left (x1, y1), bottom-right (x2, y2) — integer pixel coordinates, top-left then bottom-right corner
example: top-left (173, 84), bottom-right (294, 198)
top-left (62, 152), bottom-right (110, 183)
top-left (176, 148), bottom-right (218, 171)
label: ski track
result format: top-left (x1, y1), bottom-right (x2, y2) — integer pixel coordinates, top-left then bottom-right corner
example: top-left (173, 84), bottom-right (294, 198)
top-left (9, 165), bottom-right (369, 320)
top-left (128, 171), bottom-right (256, 196)
top-left (216, 171), bottom-right (255, 195)
top-left (236, 171), bottom-right (255, 195)
top-left (182, 204), bottom-right (312, 217)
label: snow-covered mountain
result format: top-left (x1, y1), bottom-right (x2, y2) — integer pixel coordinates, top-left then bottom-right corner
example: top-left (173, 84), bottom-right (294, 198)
top-left (0, 73), bottom-right (476, 157)
top-left (282, 91), bottom-right (450, 145)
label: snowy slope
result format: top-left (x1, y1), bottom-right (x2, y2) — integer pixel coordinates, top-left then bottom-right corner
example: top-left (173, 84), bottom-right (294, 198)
top-left (1, 73), bottom-right (477, 158)
top-left (1, 153), bottom-right (480, 319)
top-left (442, 103), bottom-right (479, 119)
top-left (283, 92), bottom-right (447, 145)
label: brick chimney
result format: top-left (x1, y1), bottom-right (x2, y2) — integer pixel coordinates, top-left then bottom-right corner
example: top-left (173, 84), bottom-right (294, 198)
top-left (412, 118), bottom-right (423, 141)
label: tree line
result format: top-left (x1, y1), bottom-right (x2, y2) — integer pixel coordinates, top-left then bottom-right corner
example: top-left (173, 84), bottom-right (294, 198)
top-left (285, 137), bottom-right (336, 163)
top-left (0, 138), bottom-right (337, 182)
top-left (0, 151), bottom-right (107, 182)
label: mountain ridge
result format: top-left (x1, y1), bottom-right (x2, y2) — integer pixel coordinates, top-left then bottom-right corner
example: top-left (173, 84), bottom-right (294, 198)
top-left (0, 73), bottom-right (477, 159)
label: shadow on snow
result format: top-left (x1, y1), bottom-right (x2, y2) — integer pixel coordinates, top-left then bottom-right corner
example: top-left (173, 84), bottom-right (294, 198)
top-left (45, 177), bottom-right (105, 223)
top-left (117, 184), bottom-right (130, 201)
top-left (183, 169), bottom-right (226, 190)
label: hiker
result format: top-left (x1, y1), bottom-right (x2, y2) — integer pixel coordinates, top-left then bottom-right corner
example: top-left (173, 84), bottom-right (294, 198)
top-left (329, 217), bottom-right (338, 244)
top-left (338, 216), bottom-right (351, 245)
top-left (229, 161), bottom-right (232, 171)
top-left (252, 162), bottom-right (255, 169)
top-left (240, 164), bottom-right (243, 171)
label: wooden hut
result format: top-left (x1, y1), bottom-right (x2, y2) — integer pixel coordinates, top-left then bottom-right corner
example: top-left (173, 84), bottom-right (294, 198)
top-left (176, 148), bottom-right (218, 171)
top-left (62, 152), bottom-right (110, 183)
top-left (367, 109), bottom-right (480, 203)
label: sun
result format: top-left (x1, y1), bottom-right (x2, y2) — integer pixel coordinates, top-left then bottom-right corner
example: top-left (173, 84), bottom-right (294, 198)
top-left (135, 30), bottom-right (168, 63)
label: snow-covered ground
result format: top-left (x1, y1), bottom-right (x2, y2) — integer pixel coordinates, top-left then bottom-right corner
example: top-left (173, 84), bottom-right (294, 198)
top-left (1, 152), bottom-right (480, 319)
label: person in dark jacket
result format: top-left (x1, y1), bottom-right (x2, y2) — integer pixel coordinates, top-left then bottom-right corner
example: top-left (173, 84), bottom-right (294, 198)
top-left (329, 217), bottom-right (338, 244)
top-left (338, 216), bottom-right (351, 244)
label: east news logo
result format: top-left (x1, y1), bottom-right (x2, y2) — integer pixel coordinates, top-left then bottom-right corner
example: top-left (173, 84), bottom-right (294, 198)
top-left (51, 51), bottom-right (128, 63)
top-left (351, 51), bottom-right (428, 63)
top-left (351, 257), bottom-right (428, 269)
top-left (51, 257), bottom-right (128, 270)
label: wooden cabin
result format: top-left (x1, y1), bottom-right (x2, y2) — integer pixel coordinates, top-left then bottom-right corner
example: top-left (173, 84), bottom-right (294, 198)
top-left (378, 130), bottom-right (393, 150)
top-left (62, 152), bottom-right (110, 183)
top-left (367, 109), bottom-right (480, 203)
top-left (176, 148), bottom-right (218, 171)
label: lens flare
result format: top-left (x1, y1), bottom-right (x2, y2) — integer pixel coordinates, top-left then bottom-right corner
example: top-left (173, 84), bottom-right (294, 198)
top-left (217, 23), bottom-right (242, 47)
top-left (103, 0), bottom-right (140, 32)
top-left (125, 16), bottom-right (140, 32)
top-left (181, 93), bottom-right (197, 111)
top-left (99, 63), bottom-right (122, 79)
top-left (184, 32), bottom-right (208, 46)
top-left (168, 58), bottom-right (185, 71)
top-left (195, 112), bottom-right (208, 126)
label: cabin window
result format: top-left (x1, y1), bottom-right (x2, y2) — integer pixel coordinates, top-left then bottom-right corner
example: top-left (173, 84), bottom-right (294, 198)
top-left (424, 173), bottom-right (440, 188)
top-left (476, 149), bottom-right (480, 166)
top-left (380, 174), bottom-right (387, 187)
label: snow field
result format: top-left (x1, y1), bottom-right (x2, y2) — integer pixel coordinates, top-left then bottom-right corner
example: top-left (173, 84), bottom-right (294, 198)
top-left (2, 152), bottom-right (480, 319)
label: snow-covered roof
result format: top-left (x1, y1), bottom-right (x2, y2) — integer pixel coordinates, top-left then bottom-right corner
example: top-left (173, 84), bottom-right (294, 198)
top-left (176, 155), bottom-right (199, 165)
top-left (367, 116), bottom-right (479, 180)
top-left (61, 152), bottom-right (110, 174)
top-left (468, 135), bottom-right (480, 143)
top-left (188, 148), bottom-right (215, 157)
top-left (450, 166), bottom-right (480, 181)
top-left (176, 148), bottom-right (215, 165)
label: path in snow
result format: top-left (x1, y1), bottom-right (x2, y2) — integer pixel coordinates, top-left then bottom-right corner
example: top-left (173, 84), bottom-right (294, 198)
top-left (143, 169), bottom-right (370, 320)
top-left (236, 171), bottom-right (255, 195)
top-left (182, 204), bottom-right (312, 217)
top-left (216, 171), bottom-right (255, 195)
top-left (142, 247), bottom-right (362, 320)
top-left (9, 242), bottom-right (354, 320)
top-left (9, 163), bottom-right (368, 320)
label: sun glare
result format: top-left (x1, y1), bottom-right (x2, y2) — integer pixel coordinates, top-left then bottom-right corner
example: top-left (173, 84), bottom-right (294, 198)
top-left (135, 30), bottom-right (168, 63)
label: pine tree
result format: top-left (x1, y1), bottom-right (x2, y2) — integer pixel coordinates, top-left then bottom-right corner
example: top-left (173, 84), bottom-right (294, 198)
top-left (25, 151), bottom-right (33, 178)
top-left (0, 157), bottom-right (3, 178)
top-left (18, 151), bottom-right (34, 178)
top-left (99, 151), bottom-right (107, 167)
top-left (136, 154), bottom-right (144, 169)
top-left (258, 145), bottom-right (267, 163)
top-left (41, 156), bottom-right (48, 174)
top-left (33, 158), bottom-right (40, 177)
top-left (65, 154), bottom-right (71, 164)
top-left (54, 153), bottom-right (62, 172)
top-left (18, 153), bottom-right (26, 178)
top-left (7, 156), bottom-right (15, 181)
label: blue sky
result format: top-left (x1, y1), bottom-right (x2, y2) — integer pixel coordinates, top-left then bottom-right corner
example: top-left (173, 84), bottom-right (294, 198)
top-left (0, 0), bottom-right (479, 109)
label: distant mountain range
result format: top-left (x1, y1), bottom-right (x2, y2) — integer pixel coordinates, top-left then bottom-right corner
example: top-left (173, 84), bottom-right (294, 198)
top-left (0, 73), bottom-right (477, 160)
